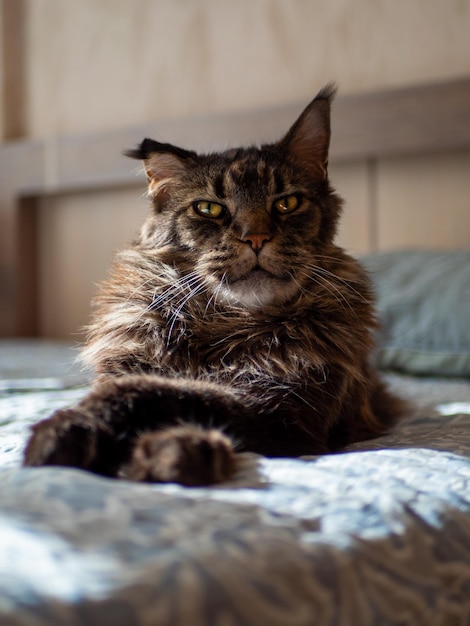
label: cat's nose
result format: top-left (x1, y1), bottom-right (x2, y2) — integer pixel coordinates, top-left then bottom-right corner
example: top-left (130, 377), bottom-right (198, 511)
top-left (240, 232), bottom-right (272, 253)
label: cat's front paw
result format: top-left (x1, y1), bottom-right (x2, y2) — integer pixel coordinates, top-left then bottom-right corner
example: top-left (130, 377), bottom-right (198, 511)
top-left (23, 409), bottom-right (100, 469)
top-left (121, 425), bottom-right (236, 486)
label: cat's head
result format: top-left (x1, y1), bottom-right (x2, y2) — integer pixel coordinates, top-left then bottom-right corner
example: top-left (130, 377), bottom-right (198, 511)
top-left (126, 84), bottom-right (342, 309)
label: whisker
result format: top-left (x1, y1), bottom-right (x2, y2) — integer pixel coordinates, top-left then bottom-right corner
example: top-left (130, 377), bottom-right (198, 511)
top-left (295, 266), bottom-right (357, 315)
top-left (204, 272), bottom-right (227, 316)
top-left (127, 276), bottom-right (162, 302)
top-left (149, 271), bottom-right (201, 310)
top-left (120, 271), bottom-right (206, 337)
top-left (303, 263), bottom-right (370, 304)
top-left (166, 279), bottom-right (208, 345)
top-left (287, 270), bottom-right (308, 297)
top-left (308, 254), bottom-right (365, 272)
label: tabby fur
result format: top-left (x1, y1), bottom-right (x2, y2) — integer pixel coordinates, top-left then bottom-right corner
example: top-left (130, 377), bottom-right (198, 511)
top-left (24, 85), bottom-right (404, 485)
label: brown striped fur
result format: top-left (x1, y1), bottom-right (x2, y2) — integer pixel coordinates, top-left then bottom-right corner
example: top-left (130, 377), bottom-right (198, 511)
top-left (24, 86), bottom-right (404, 485)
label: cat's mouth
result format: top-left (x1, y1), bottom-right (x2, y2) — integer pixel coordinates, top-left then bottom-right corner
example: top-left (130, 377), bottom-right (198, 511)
top-left (231, 265), bottom-right (285, 287)
top-left (239, 267), bottom-right (275, 281)
top-left (222, 266), bottom-right (298, 308)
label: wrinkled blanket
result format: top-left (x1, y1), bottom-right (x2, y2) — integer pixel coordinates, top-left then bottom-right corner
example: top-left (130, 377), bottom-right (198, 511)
top-left (0, 342), bottom-right (470, 625)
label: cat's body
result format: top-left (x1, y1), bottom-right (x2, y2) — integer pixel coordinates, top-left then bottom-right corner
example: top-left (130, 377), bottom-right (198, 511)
top-left (24, 86), bottom-right (404, 485)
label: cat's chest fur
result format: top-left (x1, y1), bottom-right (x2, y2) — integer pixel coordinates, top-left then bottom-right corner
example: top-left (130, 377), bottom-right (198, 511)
top-left (163, 308), bottom-right (324, 383)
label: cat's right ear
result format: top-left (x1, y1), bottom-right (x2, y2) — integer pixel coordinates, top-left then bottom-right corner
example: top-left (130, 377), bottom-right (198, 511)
top-left (124, 138), bottom-right (197, 197)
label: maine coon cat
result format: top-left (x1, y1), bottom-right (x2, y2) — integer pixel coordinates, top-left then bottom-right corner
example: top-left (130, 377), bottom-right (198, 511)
top-left (24, 85), bottom-right (403, 485)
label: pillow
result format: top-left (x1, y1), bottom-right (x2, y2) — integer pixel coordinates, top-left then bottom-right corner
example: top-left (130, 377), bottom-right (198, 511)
top-left (361, 250), bottom-right (470, 377)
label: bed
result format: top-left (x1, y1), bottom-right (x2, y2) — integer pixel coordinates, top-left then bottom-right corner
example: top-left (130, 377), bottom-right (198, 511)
top-left (1, 248), bottom-right (469, 625)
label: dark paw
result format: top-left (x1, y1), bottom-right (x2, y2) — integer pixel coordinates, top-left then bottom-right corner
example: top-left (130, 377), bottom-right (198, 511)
top-left (121, 426), bottom-right (236, 486)
top-left (23, 409), bottom-right (99, 469)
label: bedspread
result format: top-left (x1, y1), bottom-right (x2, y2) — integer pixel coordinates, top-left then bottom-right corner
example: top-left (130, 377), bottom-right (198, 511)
top-left (0, 344), bottom-right (470, 625)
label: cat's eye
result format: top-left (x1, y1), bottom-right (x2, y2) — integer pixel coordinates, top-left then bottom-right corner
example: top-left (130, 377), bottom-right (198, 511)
top-left (273, 195), bottom-right (300, 214)
top-left (193, 201), bottom-right (225, 218)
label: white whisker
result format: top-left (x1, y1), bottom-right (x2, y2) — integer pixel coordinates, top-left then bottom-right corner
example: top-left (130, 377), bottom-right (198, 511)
top-left (295, 265), bottom-right (358, 316)
top-left (204, 272), bottom-right (227, 316)
top-left (149, 271), bottom-right (201, 310)
top-left (166, 278), bottom-right (208, 345)
top-left (307, 264), bottom-right (370, 303)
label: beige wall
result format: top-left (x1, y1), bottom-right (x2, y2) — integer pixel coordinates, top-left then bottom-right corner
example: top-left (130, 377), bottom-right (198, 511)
top-left (377, 151), bottom-right (470, 250)
top-left (3, 0), bottom-right (470, 337)
top-left (38, 187), bottom-right (147, 338)
top-left (24, 0), bottom-right (470, 137)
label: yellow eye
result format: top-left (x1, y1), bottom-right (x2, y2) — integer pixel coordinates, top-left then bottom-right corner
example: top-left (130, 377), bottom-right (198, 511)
top-left (194, 201), bottom-right (225, 218)
top-left (273, 195), bottom-right (300, 214)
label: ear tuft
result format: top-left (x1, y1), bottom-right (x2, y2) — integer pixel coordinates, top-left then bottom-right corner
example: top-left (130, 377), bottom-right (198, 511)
top-left (314, 82), bottom-right (337, 107)
top-left (124, 138), bottom-right (162, 161)
top-left (124, 138), bottom-right (197, 162)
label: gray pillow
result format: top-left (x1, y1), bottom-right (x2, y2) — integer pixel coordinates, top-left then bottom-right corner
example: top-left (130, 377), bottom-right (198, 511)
top-left (362, 250), bottom-right (470, 377)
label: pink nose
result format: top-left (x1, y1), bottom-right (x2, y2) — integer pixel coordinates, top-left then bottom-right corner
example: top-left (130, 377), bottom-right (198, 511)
top-left (240, 233), bottom-right (272, 253)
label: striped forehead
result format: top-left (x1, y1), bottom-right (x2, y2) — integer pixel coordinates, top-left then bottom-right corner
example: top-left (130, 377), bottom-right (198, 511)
top-left (211, 155), bottom-right (286, 199)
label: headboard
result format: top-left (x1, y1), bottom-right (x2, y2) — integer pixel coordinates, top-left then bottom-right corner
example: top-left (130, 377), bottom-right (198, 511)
top-left (1, 77), bottom-right (470, 337)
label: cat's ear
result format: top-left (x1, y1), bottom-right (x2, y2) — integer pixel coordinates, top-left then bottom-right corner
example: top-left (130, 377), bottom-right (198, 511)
top-left (279, 83), bottom-right (336, 179)
top-left (124, 138), bottom-right (197, 196)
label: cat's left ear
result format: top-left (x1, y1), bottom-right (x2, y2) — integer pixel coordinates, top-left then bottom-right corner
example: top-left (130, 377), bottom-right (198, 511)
top-left (279, 83), bottom-right (336, 180)
top-left (125, 138), bottom-right (197, 196)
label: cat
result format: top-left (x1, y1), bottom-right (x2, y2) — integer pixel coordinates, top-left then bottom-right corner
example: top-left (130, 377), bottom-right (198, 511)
top-left (23, 85), bottom-right (404, 486)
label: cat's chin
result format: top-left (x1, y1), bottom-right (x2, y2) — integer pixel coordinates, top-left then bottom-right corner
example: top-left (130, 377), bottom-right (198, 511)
top-left (220, 270), bottom-right (299, 309)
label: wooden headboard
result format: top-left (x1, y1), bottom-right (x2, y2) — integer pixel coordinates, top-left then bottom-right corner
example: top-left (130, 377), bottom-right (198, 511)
top-left (1, 77), bottom-right (470, 337)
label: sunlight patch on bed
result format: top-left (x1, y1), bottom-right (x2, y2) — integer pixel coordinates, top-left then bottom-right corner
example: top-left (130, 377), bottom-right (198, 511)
top-left (437, 402), bottom-right (470, 415)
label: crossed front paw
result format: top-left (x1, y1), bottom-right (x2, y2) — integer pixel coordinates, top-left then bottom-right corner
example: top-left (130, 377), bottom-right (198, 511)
top-left (121, 425), bottom-right (236, 486)
top-left (23, 409), bottom-right (101, 470)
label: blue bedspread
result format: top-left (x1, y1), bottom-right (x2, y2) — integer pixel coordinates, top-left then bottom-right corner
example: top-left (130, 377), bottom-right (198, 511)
top-left (0, 357), bottom-right (469, 625)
